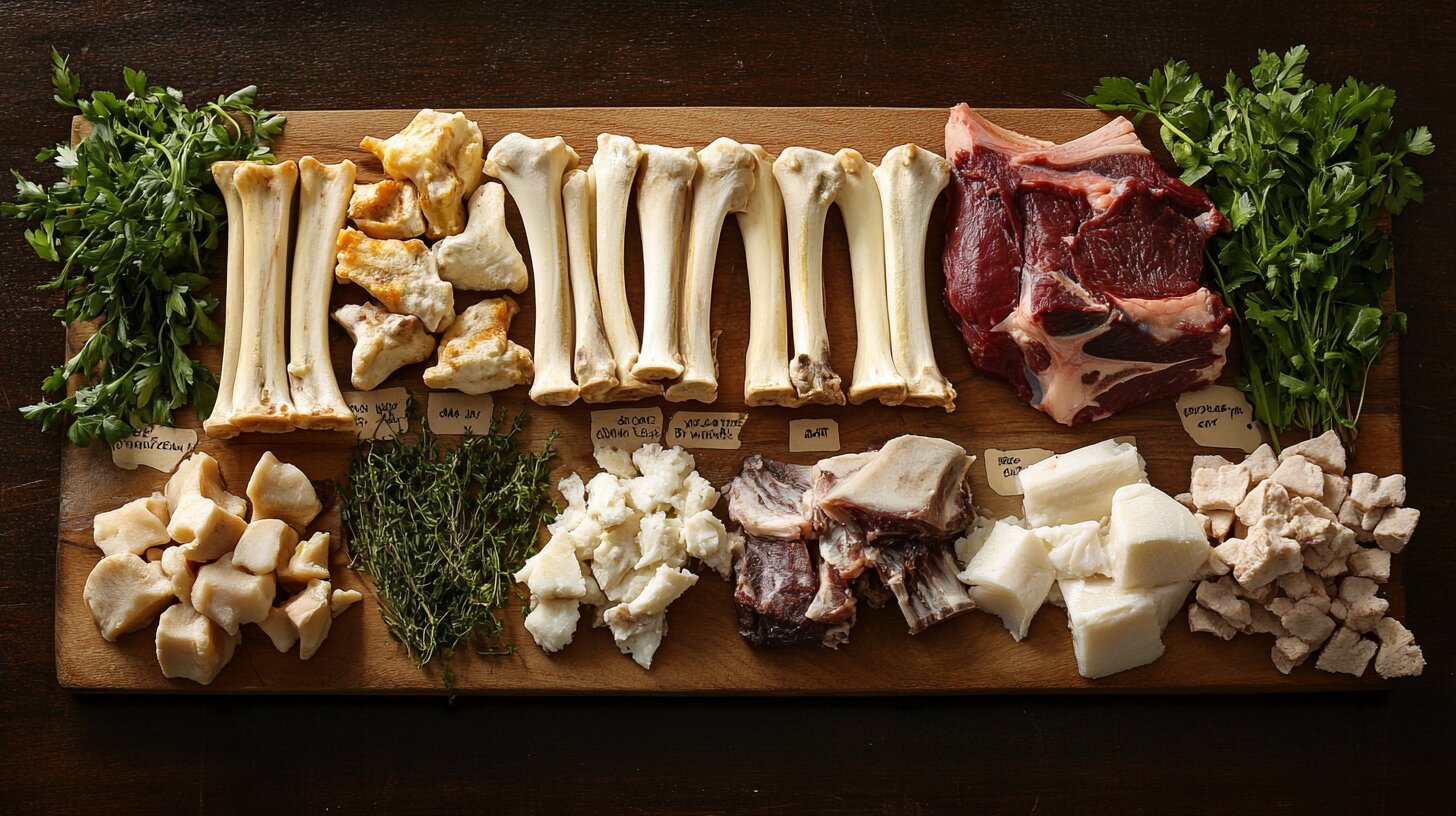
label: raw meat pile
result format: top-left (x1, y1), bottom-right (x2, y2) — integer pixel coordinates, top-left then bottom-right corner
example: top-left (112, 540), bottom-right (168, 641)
top-left (941, 105), bottom-right (1232, 425)
top-left (724, 435), bottom-right (976, 646)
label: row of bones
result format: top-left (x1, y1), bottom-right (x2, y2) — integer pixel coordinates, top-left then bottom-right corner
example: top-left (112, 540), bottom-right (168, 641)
top-left (202, 135), bottom-right (958, 439)
top-left (492, 133), bottom-right (957, 409)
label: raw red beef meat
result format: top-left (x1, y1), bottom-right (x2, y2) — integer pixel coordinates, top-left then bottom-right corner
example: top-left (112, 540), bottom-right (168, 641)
top-left (942, 105), bottom-right (1232, 425)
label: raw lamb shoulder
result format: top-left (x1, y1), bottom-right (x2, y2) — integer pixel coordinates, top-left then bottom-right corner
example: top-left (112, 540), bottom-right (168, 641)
top-left (942, 105), bottom-right (1231, 425)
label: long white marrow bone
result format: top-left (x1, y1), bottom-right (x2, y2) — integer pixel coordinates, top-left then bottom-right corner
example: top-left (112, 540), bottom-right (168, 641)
top-left (229, 161), bottom-right (298, 432)
top-left (834, 149), bottom-right (907, 405)
top-left (875, 144), bottom-right (955, 411)
top-left (562, 169), bottom-right (619, 402)
top-left (589, 135), bottom-right (658, 399)
top-left (666, 138), bottom-right (756, 403)
top-left (736, 145), bottom-right (797, 407)
top-left (630, 144), bottom-right (697, 382)
top-left (287, 157), bottom-right (356, 430)
top-left (774, 147), bottom-right (845, 405)
top-left (203, 161), bottom-right (245, 439)
top-left (485, 133), bottom-right (580, 406)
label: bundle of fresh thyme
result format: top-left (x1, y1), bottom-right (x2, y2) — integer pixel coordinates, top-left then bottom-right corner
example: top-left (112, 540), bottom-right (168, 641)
top-left (4, 50), bottom-right (283, 445)
top-left (1087, 46), bottom-right (1433, 446)
top-left (341, 408), bottom-right (557, 685)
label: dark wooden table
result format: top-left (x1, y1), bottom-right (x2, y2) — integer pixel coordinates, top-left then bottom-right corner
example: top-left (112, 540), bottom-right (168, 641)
top-left (1, 2), bottom-right (1452, 813)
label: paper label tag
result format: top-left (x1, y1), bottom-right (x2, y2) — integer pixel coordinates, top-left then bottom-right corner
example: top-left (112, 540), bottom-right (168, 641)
top-left (1175, 385), bottom-right (1262, 453)
top-left (111, 425), bottom-right (198, 472)
top-left (788, 419), bottom-right (840, 453)
top-left (591, 407), bottom-right (663, 451)
top-left (343, 388), bottom-right (410, 440)
top-left (984, 447), bottom-right (1054, 496)
top-left (427, 392), bottom-right (494, 435)
top-left (666, 411), bottom-right (747, 450)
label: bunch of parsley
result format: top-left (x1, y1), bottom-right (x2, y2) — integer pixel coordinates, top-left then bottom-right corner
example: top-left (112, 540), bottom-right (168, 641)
top-left (4, 50), bottom-right (284, 446)
top-left (1087, 46), bottom-right (1432, 445)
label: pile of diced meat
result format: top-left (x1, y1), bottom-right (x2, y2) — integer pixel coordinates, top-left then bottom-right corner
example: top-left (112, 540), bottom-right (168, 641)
top-left (1179, 431), bottom-right (1423, 678)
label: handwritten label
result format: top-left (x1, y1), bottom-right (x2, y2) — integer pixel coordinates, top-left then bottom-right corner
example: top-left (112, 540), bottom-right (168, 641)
top-left (111, 425), bottom-right (198, 473)
top-left (666, 411), bottom-right (748, 450)
top-left (427, 392), bottom-right (494, 435)
top-left (343, 388), bottom-right (409, 440)
top-left (984, 446), bottom-right (1055, 496)
top-left (591, 407), bottom-right (663, 451)
top-left (788, 419), bottom-right (840, 453)
top-left (1176, 385), bottom-right (1262, 453)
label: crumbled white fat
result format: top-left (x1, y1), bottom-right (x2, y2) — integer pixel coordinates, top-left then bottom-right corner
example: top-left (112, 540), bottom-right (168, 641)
top-left (605, 610), bottom-right (667, 669)
top-left (629, 445), bottom-right (696, 511)
top-left (954, 515), bottom-right (997, 565)
top-left (681, 510), bottom-right (732, 577)
top-left (591, 522), bottom-right (644, 600)
top-left (1036, 521), bottom-right (1108, 579)
top-left (634, 512), bottom-right (678, 569)
top-left (524, 598), bottom-right (581, 653)
top-left (586, 471), bottom-right (634, 527)
top-left (515, 533), bottom-right (586, 600)
top-left (674, 472), bottom-right (720, 518)
top-left (547, 473), bottom-right (588, 537)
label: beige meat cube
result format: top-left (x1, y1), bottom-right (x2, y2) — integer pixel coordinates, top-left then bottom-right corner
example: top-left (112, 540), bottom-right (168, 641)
top-left (1235, 480), bottom-right (1291, 527)
top-left (1241, 444), bottom-right (1279, 483)
top-left (168, 495), bottom-right (248, 562)
top-left (255, 606), bottom-right (298, 652)
top-left (93, 493), bottom-right (171, 556)
top-left (1348, 547), bottom-right (1391, 583)
top-left (335, 228), bottom-right (454, 332)
top-left (432, 182), bottom-right (528, 293)
top-left (1349, 473), bottom-right (1406, 512)
top-left (422, 296), bottom-right (534, 395)
top-left (332, 301), bottom-right (437, 391)
top-left (155, 602), bottom-right (239, 685)
top-left (1191, 464), bottom-right (1250, 512)
top-left (1194, 576), bottom-right (1250, 629)
top-left (1271, 635), bottom-right (1312, 675)
top-left (83, 552), bottom-right (176, 641)
top-left (1373, 618), bottom-right (1425, 679)
top-left (159, 545), bottom-right (196, 604)
top-left (1268, 455), bottom-right (1324, 499)
top-left (247, 452), bottom-right (322, 529)
top-left (1277, 570), bottom-right (1330, 602)
top-left (233, 519), bottom-right (299, 575)
top-left (1269, 595), bottom-right (1336, 647)
top-left (165, 452), bottom-right (246, 519)
top-left (191, 553), bottom-right (276, 635)
top-left (1232, 577), bottom-right (1278, 606)
top-left (1315, 626), bottom-right (1377, 677)
top-left (1280, 430), bottom-right (1346, 475)
top-left (360, 109), bottom-right (484, 239)
top-left (278, 531), bottom-right (331, 585)
top-left (284, 579), bottom-right (334, 660)
top-left (1214, 520), bottom-right (1301, 589)
top-left (1330, 576), bottom-right (1388, 632)
top-left (1373, 507), bottom-right (1419, 553)
top-left (1247, 605), bottom-right (1288, 636)
top-left (349, 179), bottom-right (425, 239)
top-left (1188, 603), bottom-right (1237, 640)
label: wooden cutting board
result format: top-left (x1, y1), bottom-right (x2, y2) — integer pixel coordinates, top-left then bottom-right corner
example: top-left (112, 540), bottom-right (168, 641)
top-left (54, 108), bottom-right (1402, 693)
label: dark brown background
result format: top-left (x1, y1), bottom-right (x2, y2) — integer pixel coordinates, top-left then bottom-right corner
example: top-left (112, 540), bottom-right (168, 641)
top-left (1, 1), bottom-right (1452, 813)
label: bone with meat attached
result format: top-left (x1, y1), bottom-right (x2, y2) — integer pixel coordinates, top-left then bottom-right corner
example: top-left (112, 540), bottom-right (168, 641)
top-left (875, 144), bottom-right (955, 411)
top-left (817, 434), bottom-right (973, 539)
top-left (485, 133), bottom-right (580, 405)
top-left (334, 228), bottom-right (455, 333)
top-left (589, 134), bottom-right (659, 399)
top-left (432, 181), bottom-right (529, 293)
top-left (287, 157), bottom-right (356, 431)
top-left (229, 161), bottom-right (298, 432)
top-left (665, 138), bottom-right (756, 403)
top-left (630, 144), bottom-right (698, 382)
top-left (561, 168), bottom-right (619, 401)
top-left (773, 148), bottom-right (846, 405)
top-left (736, 146), bottom-right (797, 407)
top-left (203, 161), bottom-right (245, 439)
top-left (834, 150), bottom-right (907, 405)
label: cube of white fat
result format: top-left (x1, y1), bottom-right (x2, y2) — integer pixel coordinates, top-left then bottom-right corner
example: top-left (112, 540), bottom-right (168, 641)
top-left (1036, 521), bottom-right (1109, 579)
top-left (1107, 484), bottom-right (1212, 589)
top-left (586, 471), bottom-right (634, 527)
top-left (191, 554), bottom-right (277, 636)
top-left (165, 452), bottom-right (247, 519)
top-left (156, 602), bottom-right (239, 685)
top-left (1059, 577), bottom-right (1167, 679)
top-left (1268, 455), bottom-right (1324, 499)
top-left (514, 533), bottom-right (586, 600)
top-left (1280, 430), bottom-right (1346, 475)
top-left (159, 545), bottom-right (195, 604)
top-left (524, 597), bottom-right (581, 653)
top-left (681, 509), bottom-right (731, 577)
top-left (1019, 439), bottom-right (1147, 527)
top-left (246, 451), bottom-right (322, 528)
top-left (1190, 464), bottom-right (1251, 512)
top-left (83, 552), bottom-right (176, 641)
top-left (93, 494), bottom-right (172, 557)
top-left (1241, 444), bottom-right (1278, 483)
top-left (961, 522), bottom-right (1055, 641)
top-left (954, 516), bottom-right (997, 565)
top-left (169, 495), bottom-right (248, 562)
top-left (628, 445), bottom-right (696, 512)
top-left (604, 606), bottom-right (669, 669)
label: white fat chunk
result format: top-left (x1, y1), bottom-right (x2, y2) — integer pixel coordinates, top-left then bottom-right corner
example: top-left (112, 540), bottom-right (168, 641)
top-left (1037, 521), bottom-right (1109, 579)
top-left (547, 473), bottom-right (588, 537)
top-left (960, 522), bottom-right (1055, 641)
top-left (681, 509), bottom-right (731, 577)
top-left (624, 565), bottom-right (699, 617)
top-left (1060, 577), bottom-right (1167, 679)
top-left (593, 447), bottom-right (639, 478)
top-left (165, 452), bottom-right (247, 519)
top-left (516, 533), bottom-right (587, 600)
top-left (586, 471), bottom-right (634, 527)
top-left (524, 597), bottom-right (581, 653)
top-left (169, 495), bottom-right (248, 562)
top-left (605, 608), bottom-right (668, 669)
top-left (1107, 484), bottom-right (1211, 589)
top-left (1019, 439), bottom-right (1147, 527)
top-left (93, 493), bottom-right (172, 556)
top-left (191, 554), bottom-right (276, 636)
top-left (156, 602), bottom-right (239, 685)
top-left (84, 552), bottom-right (176, 641)
top-left (634, 512), bottom-right (680, 569)
top-left (674, 472), bottom-right (720, 518)
top-left (247, 451), bottom-right (322, 528)
top-left (330, 589), bottom-right (363, 618)
top-left (954, 516), bottom-right (997, 565)
top-left (591, 520), bottom-right (644, 600)
top-left (284, 579), bottom-right (333, 660)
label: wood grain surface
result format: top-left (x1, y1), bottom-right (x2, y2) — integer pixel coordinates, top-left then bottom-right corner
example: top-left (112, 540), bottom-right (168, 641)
top-left (3, 2), bottom-right (1453, 813)
top-left (53, 106), bottom-right (1401, 693)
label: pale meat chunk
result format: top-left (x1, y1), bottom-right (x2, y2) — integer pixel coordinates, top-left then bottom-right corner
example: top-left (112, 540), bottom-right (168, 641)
top-left (1279, 430), bottom-right (1346, 474)
top-left (1190, 464), bottom-right (1250, 512)
top-left (255, 606), bottom-right (299, 652)
top-left (333, 302), bottom-right (436, 391)
top-left (1267, 455), bottom-right (1324, 499)
top-left (84, 552), bottom-right (176, 641)
top-left (93, 493), bottom-right (171, 556)
top-left (724, 455), bottom-right (814, 540)
top-left (284, 579), bottom-right (334, 660)
top-left (1188, 603), bottom-right (1237, 640)
top-left (168, 495), bottom-right (248, 562)
top-left (1349, 473), bottom-right (1405, 512)
top-left (165, 452), bottom-right (246, 519)
top-left (1240, 444), bottom-right (1278, 483)
top-left (1373, 507), bottom-right (1419, 553)
top-left (278, 532), bottom-right (331, 585)
top-left (422, 297), bottom-right (534, 395)
top-left (246, 451), bottom-right (322, 529)
top-left (233, 519), bottom-right (298, 575)
top-left (1315, 626), bottom-right (1377, 677)
top-left (155, 603), bottom-right (239, 685)
top-left (1330, 576), bottom-right (1388, 632)
top-left (1235, 480), bottom-right (1291, 527)
top-left (191, 553), bottom-right (276, 635)
top-left (349, 179), bottom-right (426, 239)
top-left (1271, 635), bottom-right (1312, 675)
top-left (1373, 618), bottom-right (1425, 679)
top-left (1348, 547), bottom-right (1391, 583)
top-left (335, 228), bottom-right (454, 332)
